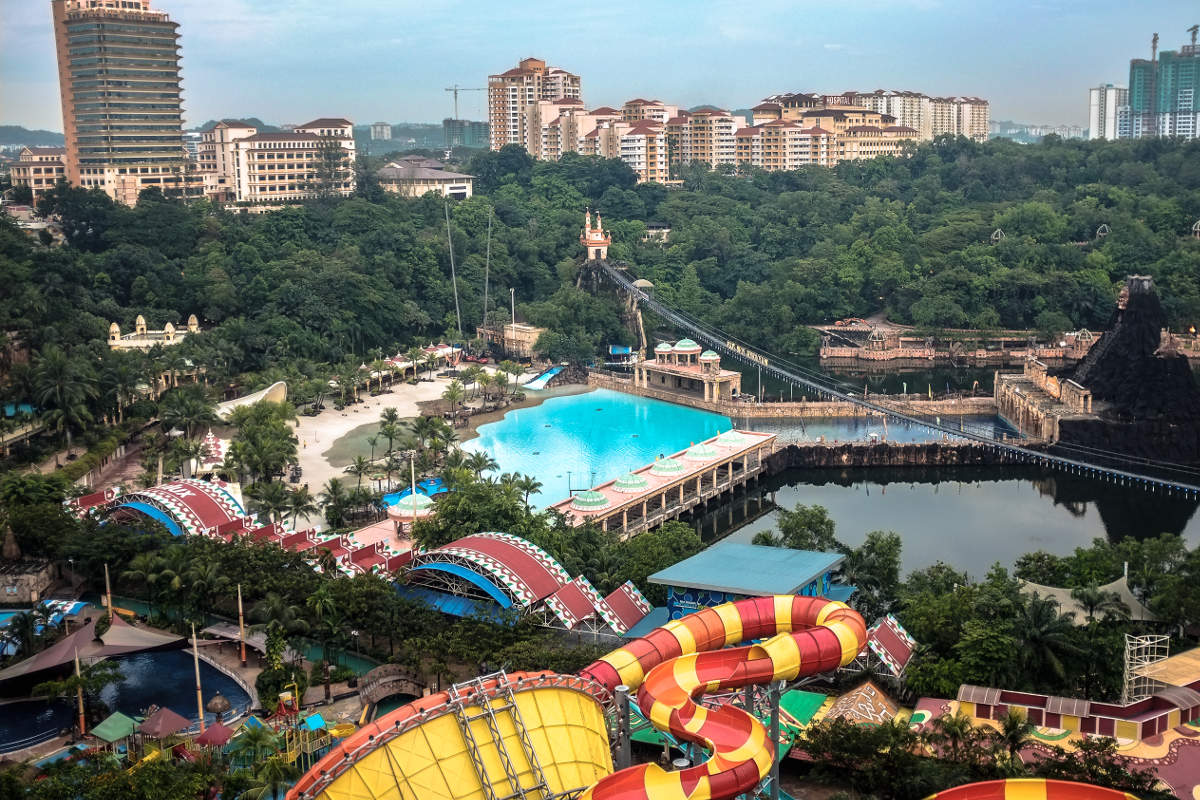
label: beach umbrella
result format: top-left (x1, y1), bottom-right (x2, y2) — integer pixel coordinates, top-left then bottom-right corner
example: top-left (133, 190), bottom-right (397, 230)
top-left (195, 721), bottom-right (233, 748)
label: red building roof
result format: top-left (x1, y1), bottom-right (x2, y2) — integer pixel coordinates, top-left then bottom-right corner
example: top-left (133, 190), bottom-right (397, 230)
top-left (114, 479), bottom-right (246, 537)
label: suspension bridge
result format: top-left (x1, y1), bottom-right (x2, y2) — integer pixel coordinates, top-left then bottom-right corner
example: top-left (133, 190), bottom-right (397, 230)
top-left (590, 260), bottom-right (1200, 498)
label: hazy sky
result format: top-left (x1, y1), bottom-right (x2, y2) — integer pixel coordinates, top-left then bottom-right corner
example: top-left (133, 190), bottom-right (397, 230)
top-left (2, 0), bottom-right (1197, 131)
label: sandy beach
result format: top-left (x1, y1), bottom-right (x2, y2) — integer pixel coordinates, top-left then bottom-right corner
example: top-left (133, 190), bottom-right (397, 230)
top-left (291, 365), bottom-right (578, 497)
top-left (292, 375), bottom-right (455, 495)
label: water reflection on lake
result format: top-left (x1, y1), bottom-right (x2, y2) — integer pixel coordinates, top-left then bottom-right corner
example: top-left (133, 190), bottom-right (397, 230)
top-left (700, 466), bottom-right (1200, 579)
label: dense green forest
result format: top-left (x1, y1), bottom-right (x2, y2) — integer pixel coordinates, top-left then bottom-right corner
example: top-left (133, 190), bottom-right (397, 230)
top-left (3, 135), bottom-right (1200, 436)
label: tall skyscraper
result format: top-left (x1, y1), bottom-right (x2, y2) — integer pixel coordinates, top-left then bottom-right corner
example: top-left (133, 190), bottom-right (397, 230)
top-left (1088, 84), bottom-right (1128, 139)
top-left (51, 0), bottom-right (198, 204)
top-left (1121, 34), bottom-right (1199, 139)
top-left (487, 58), bottom-right (581, 151)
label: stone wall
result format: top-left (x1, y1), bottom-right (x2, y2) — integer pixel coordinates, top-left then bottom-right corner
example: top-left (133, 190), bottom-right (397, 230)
top-left (587, 372), bottom-right (997, 418)
top-left (767, 440), bottom-right (1040, 471)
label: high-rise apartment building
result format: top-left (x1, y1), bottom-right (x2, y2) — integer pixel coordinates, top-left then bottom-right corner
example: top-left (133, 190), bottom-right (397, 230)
top-left (1118, 35), bottom-right (1199, 140)
top-left (622, 99), bottom-right (679, 125)
top-left (851, 91), bottom-right (933, 140)
top-left (1088, 84), bottom-right (1128, 139)
top-left (50, 0), bottom-right (200, 204)
top-left (487, 58), bottom-right (581, 151)
top-left (929, 96), bottom-right (991, 141)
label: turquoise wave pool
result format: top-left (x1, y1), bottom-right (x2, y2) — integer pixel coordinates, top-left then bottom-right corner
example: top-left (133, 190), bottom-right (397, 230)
top-left (464, 389), bottom-right (731, 508)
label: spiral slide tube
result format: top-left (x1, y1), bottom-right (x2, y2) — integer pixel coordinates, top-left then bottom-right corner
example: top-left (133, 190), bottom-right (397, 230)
top-left (578, 596), bottom-right (867, 800)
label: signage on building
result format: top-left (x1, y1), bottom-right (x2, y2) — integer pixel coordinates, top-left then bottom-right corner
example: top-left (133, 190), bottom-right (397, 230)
top-left (725, 341), bottom-right (768, 367)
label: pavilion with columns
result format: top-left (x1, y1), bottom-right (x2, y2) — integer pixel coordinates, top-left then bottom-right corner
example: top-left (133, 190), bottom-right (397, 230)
top-left (632, 339), bottom-right (742, 403)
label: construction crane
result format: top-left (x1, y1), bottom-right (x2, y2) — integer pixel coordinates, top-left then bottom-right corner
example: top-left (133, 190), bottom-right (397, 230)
top-left (1189, 24), bottom-right (1198, 47)
top-left (444, 85), bottom-right (485, 121)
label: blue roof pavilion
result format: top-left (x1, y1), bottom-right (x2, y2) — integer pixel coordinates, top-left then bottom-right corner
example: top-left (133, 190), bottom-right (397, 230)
top-left (649, 541), bottom-right (853, 620)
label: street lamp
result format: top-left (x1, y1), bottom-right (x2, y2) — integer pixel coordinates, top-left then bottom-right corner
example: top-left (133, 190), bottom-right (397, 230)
top-left (350, 630), bottom-right (360, 661)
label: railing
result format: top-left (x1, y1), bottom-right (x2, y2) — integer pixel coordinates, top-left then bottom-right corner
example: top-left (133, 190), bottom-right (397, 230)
top-left (0, 726), bottom-right (64, 755)
top-left (592, 259), bottom-right (1200, 496)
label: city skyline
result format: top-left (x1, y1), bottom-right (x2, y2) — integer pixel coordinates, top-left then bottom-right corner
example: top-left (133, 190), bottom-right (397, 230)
top-left (2, 0), bottom-right (1197, 132)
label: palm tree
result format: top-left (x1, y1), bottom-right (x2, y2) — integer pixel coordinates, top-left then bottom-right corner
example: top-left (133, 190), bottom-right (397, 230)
top-left (346, 455), bottom-right (370, 488)
top-left (249, 480), bottom-right (290, 525)
top-left (993, 707), bottom-right (1034, 771)
top-left (378, 422), bottom-right (402, 459)
top-left (465, 450), bottom-right (499, 477)
top-left (228, 724), bottom-right (282, 764)
top-left (442, 380), bottom-right (465, 415)
top-left (515, 475), bottom-right (543, 508)
top-left (306, 584), bottom-right (341, 702)
top-left (172, 436), bottom-right (204, 479)
top-left (404, 347), bottom-right (424, 381)
top-left (33, 344), bottom-right (98, 460)
top-left (158, 384), bottom-right (218, 440)
top-left (1, 608), bottom-right (50, 657)
top-left (428, 423), bottom-right (457, 459)
top-left (286, 486), bottom-right (319, 529)
top-left (241, 756), bottom-right (300, 800)
top-left (366, 434), bottom-right (380, 463)
top-left (380, 406), bottom-right (401, 429)
top-left (932, 710), bottom-right (974, 762)
top-left (476, 371), bottom-right (493, 401)
top-left (319, 478), bottom-right (349, 527)
top-left (1070, 585), bottom-right (1129, 624)
top-left (443, 449), bottom-right (468, 470)
top-left (1017, 595), bottom-right (1083, 687)
top-left (186, 559), bottom-right (231, 619)
top-left (461, 365), bottom-right (483, 398)
top-left (122, 552), bottom-right (165, 615)
top-left (100, 351), bottom-right (143, 424)
top-left (410, 415), bottom-right (439, 454)
top-left (383, 454), bottom-right (403, 492)
top-left (251, 592), bottom-right (309, 671)
top-left (492, 370), bottom-right (510, 399)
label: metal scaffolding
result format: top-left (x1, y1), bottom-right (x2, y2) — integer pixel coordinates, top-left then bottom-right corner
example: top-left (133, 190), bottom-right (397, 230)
top-left (1122, 633), bottom-right (1170, 704)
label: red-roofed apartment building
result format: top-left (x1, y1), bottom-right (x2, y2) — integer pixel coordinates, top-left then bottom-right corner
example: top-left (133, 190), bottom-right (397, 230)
top-left (488, 58), bottom-right (582, 151)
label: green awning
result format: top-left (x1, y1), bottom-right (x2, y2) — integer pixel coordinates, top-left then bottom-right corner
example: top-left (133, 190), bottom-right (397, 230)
top-left (631, 722), bottom-right (671, 746)
top-left (91, 711), bottom-right (139, 743)
top-left (780, 690), bottom-right (827, 729)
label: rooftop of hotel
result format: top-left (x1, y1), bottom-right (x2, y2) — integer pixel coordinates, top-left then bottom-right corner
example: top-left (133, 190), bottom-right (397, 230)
top-left (546, 429), bottom-right (776, 523)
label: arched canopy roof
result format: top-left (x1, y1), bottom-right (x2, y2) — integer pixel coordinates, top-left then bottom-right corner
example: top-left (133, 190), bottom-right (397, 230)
top-left (409, 532), bottom-right (574, 608)
top-left (110, 479), bottom-right (246, 537)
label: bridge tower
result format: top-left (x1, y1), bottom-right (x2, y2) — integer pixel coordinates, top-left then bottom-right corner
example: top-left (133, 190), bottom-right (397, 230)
top-left (580, 208), bottom-right (611, 261)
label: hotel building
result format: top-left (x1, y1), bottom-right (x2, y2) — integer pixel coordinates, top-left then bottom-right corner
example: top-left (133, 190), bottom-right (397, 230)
top-left (195, 118), bottom-right (355, 205)
top-left (9, 147), bottom-right (67, 201)
top-left (50, 0), bottom-right (201, 204)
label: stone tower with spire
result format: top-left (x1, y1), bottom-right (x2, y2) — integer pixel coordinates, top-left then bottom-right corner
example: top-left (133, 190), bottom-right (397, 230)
top-left (580, 208), bottom-right (611, 261)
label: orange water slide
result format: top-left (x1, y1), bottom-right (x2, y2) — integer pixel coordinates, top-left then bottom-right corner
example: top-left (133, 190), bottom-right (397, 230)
top-left (577, 595), bottom-right (867, 800)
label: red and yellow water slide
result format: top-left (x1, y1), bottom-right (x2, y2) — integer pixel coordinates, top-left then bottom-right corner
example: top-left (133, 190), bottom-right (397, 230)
top-left (289, 595), bottom-right (1143, 800)
top-left (577, 595), bottom-right (867, 800)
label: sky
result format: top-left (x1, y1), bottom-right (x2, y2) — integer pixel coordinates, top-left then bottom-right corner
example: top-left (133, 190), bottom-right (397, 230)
top-left (2, 0), bottom-right (1197, 131)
